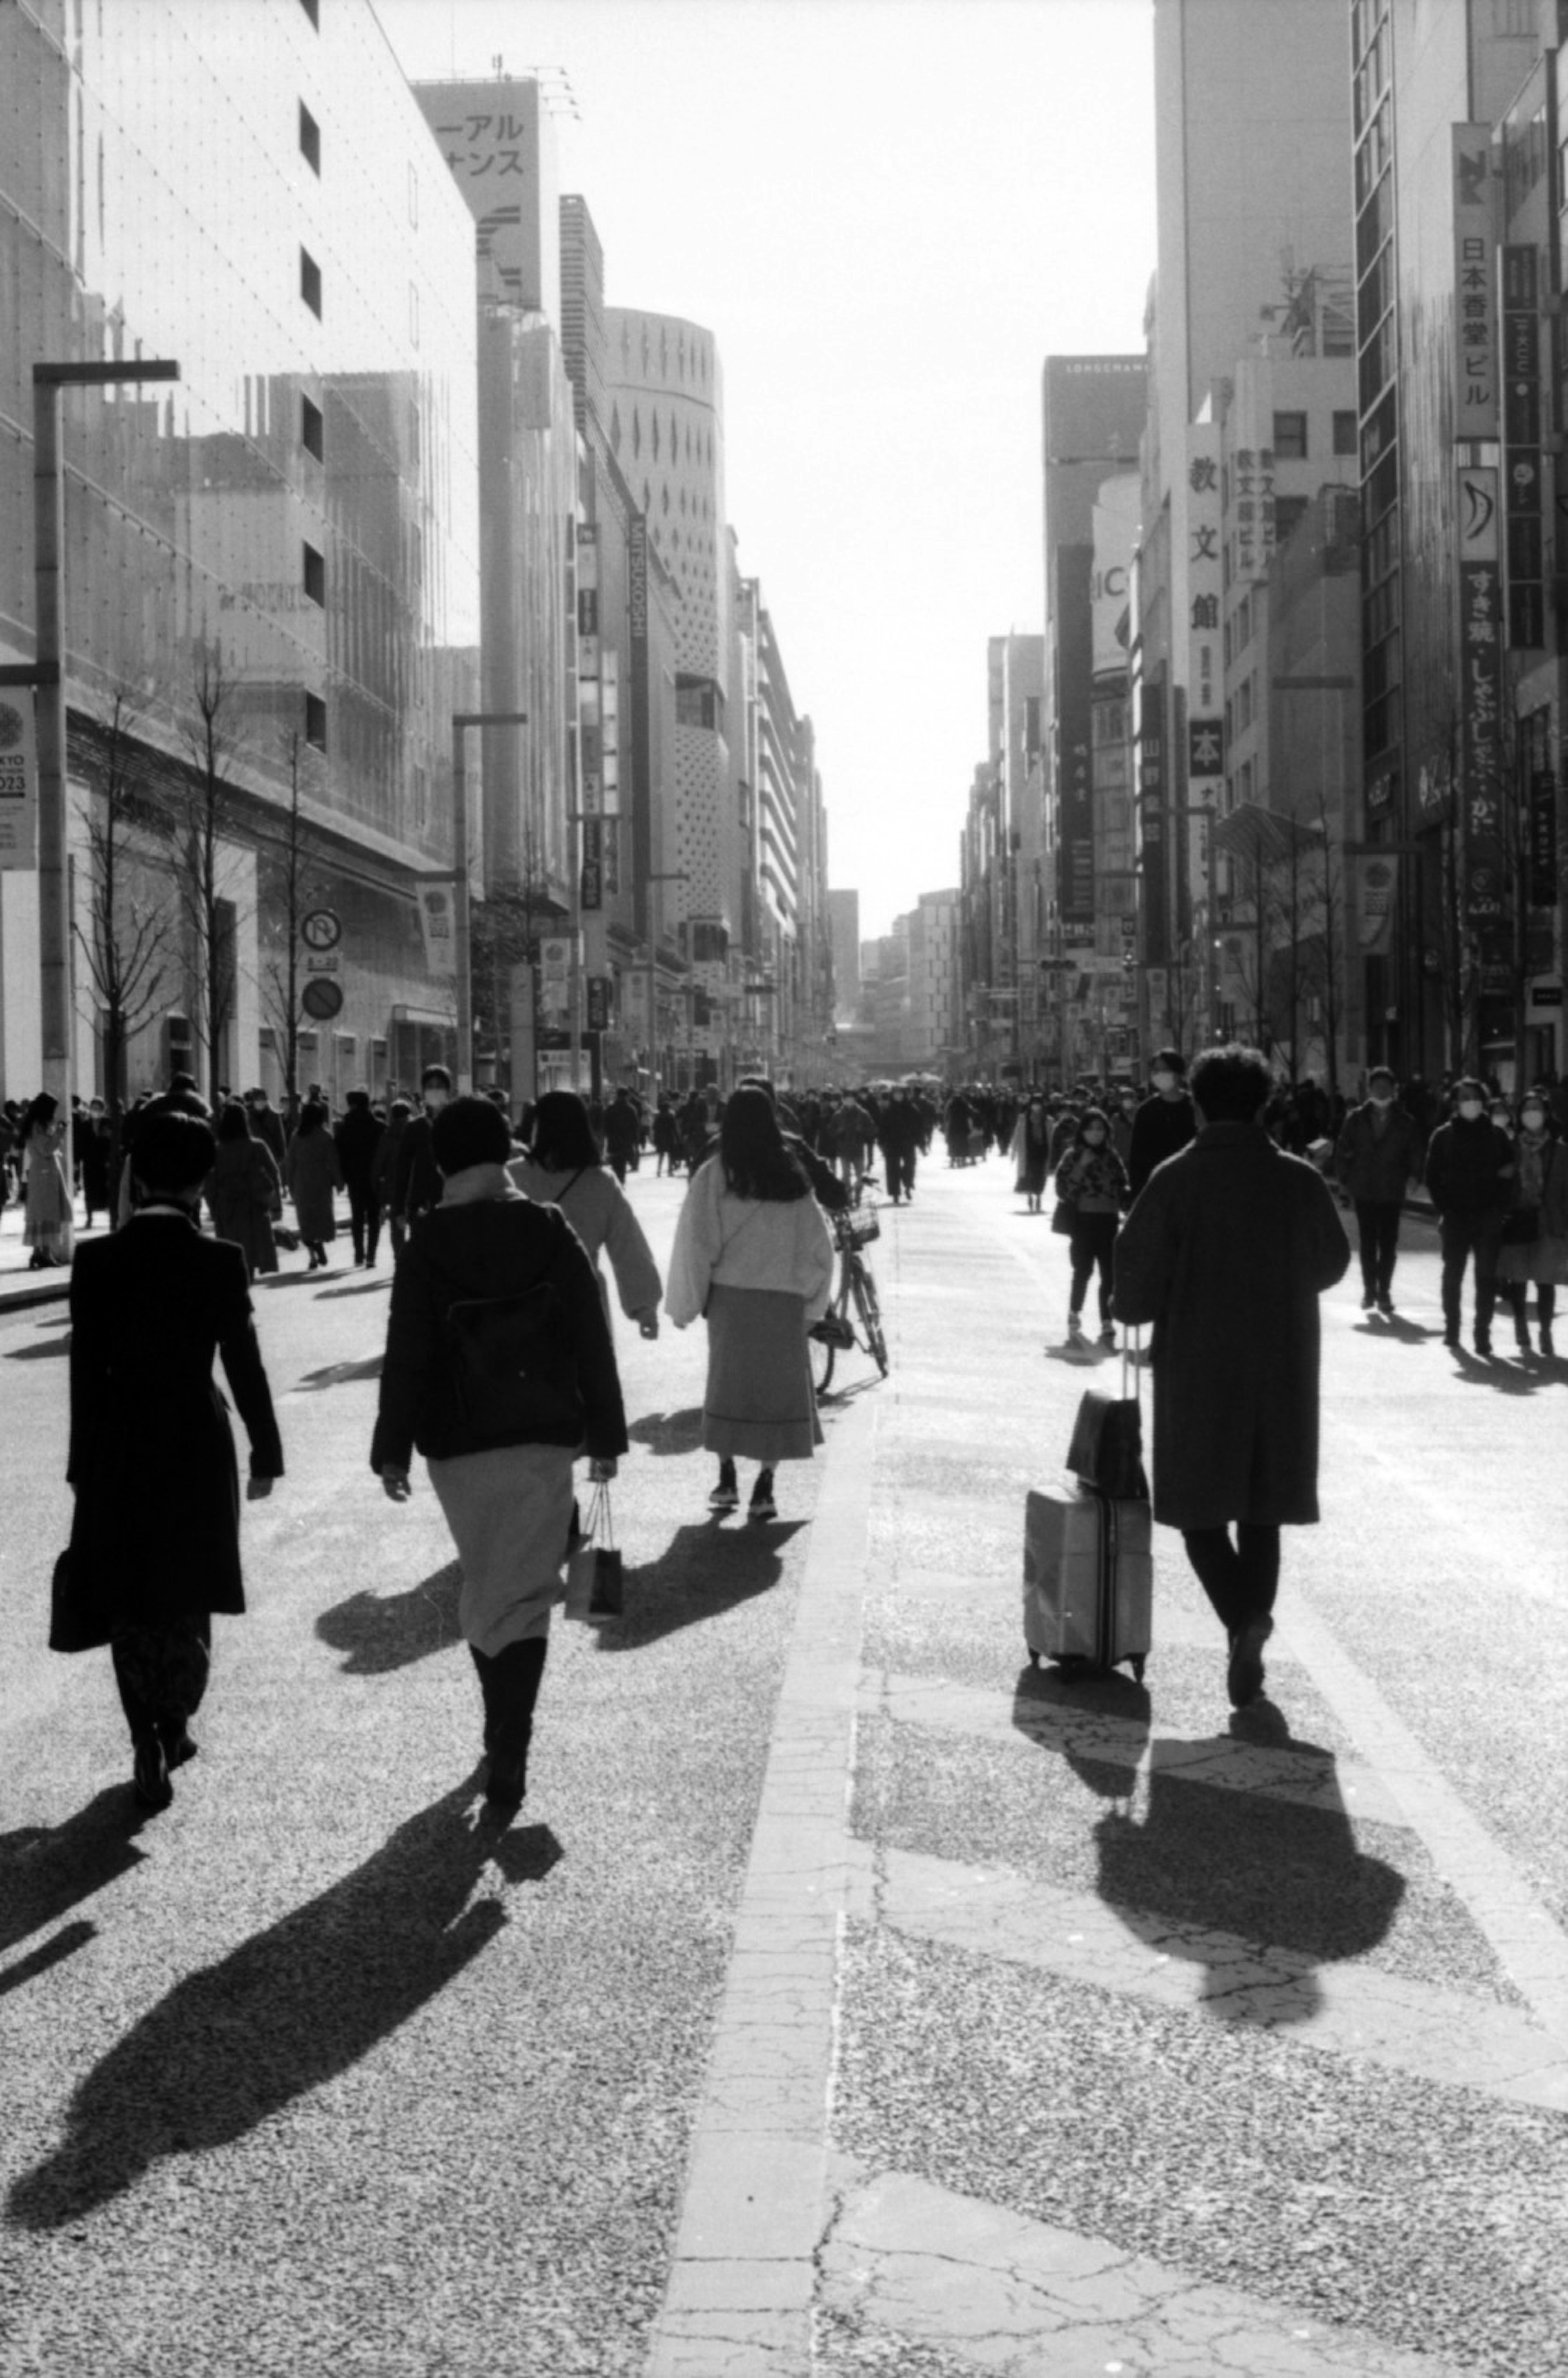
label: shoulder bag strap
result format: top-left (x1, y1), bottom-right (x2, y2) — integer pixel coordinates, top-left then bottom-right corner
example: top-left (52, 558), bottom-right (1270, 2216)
top-left (549, 1167), bottom-right (588, 1207)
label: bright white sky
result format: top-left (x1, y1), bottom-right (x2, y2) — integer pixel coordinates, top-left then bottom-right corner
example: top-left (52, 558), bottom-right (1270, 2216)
top-left (374, 0), bottom-right (1158, 936)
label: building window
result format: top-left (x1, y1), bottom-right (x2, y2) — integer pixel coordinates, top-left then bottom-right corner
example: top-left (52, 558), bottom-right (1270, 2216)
top-left (300, 247), bottom-right (322, 317)
top-left (303, 542), bottom-right (325, 606)
top-left (1273, 411), bottom-right (1308, 460)
top-left (1276, 495), bottom-right (1310, 547)
top-left (1333, 410), bottom-right (1358, 455)
top-left (299, 101), bottom-right (320, 174)
top-left (301, 393), bottom-right (323, 460)
top-left (304, 692), bottom-right (327, 750)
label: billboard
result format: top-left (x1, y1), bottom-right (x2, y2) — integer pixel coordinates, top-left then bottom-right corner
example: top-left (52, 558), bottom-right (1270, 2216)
top-left (1457, 466), bottom-right (1505, 934)
top-left (1091, 475), bottom-right (1140, 678)
top-left (1452, 127), bottom-right (1499, 439)
top-left (0, 692), bottom-right (38, 871)
top-left (417, 80), bottom-right (559, 319)
top-left (416, 880), bottom-right (457, 979)
top-left (1054, 545), bottom-right (1095, 929)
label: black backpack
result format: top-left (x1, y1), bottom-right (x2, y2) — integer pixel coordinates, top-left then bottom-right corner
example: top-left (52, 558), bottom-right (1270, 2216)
top-left (443, 1281), bottom-right (582, 1438)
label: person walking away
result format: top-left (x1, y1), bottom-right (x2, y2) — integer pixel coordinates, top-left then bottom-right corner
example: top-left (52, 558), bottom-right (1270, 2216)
top-left (653, 1094), bottom-right (682, 1177)
top-left (334, 1088), bottom-right (385, 1267)
top-left (1011, 1094), bottom-right (1051, 1213)
top-left (1114, 1043), bottom-right (1350, 1709)
top-left (1423, 1079), bottom-right (1514, 1354)
top-left (602, 1086), bottom-right (642, 1185)
top-left (246, 1087), bottom-right (287, 1173)
top-left (1495, 1094), bottom-right (1568, 1356)
top-left (1334, 1066), bottom-right (1422, 1314)
top-left (510, 1090), bottom-right (662, 1340)
top-left (390, 1065), bottom-right (452, 1234)
top-left (205, 1100), bottom-right (282, 1283)
top-left (56, 1108), bottom-right (283, 1810)
top-left (945, 1091), bottom-right (974, 1168)
top-left (20, 1092), bottom-right (74, 1269)
top-left (372, 1098), bottom-right (412, 1260)
top-left (285, 1097), bottom-right (343, 1270)
top-left (877, 1085), bottom-right (922, 1205)
top-left (372, 1096), bottom-right (626, 1817)
top-left (1127, 1048), bottom-right (1198, 1200)
top-left (665, 1083), bottom-right (834, 1523)
top-left (1054, 1106), bottom-right (1130, 1343)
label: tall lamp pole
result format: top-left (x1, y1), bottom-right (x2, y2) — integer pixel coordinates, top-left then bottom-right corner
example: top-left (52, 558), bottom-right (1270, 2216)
top-left (0, 358), bottom-right (180, 1187)
top-left (450, 709), bottom-right (527, 1094)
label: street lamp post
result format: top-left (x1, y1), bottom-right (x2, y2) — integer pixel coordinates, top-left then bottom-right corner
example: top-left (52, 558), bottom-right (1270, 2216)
top-left (0, 358), bottom-right (180, 1186)
top-left (450, 709), bottom-right (527, 1095)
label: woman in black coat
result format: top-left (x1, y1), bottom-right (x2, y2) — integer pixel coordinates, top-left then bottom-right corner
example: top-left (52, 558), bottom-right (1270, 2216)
top-left (372, 1096), bottom-right (628, 1818)
top-left (58, 1109), bottom-right (284, 1812)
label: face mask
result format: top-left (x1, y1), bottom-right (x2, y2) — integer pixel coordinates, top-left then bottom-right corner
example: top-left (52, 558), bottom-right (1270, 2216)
top-left (424, 1089), bottom-right (448, 1114)
top-left (1457, 1101), bottom-right (1483, 1122)
top-left (1369, 1088), bottom-right (1394, 1107)
top-left (1522, 1109), bottom-right (1546, 1133)
top-left (1151, 1071), bottom-right (1176, 1094)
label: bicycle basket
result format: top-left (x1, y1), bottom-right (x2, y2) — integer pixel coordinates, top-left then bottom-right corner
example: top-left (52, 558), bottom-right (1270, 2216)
top-left (846, 1207), bottom-right (881, 1246)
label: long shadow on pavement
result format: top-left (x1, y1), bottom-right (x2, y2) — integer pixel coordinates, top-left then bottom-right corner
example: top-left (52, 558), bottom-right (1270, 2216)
top-left (0, 1790), bottom-right (147, 1962)
top-left (316, 1560), bottom-right (463, 1671)
top-left (2, 1334), bottom-right (71, 1360)
top-left (1012, 1664), bottom-right (1405, 2026)
top-left (594, 1518), bottom-right (806, 1653)
top-left (290, 1354), bottom-right (384, 1391)
top-left (628, 1405), bottom-right (706, 1457)
top-left (6, 1786), bottom-right (561, 2231)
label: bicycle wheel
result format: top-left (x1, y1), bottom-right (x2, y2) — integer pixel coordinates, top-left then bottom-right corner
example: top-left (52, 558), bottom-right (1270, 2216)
top-left (808, 1319), bottom-right (837, 1397)
top-left (851, 1260), bottom-right (889, 1376)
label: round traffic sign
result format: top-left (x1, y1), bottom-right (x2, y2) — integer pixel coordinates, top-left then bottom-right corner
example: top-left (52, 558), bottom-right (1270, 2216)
top-left (301, 908), bottom-right (342, 952)
top-left (301, 976), bottom-right (344, 1021)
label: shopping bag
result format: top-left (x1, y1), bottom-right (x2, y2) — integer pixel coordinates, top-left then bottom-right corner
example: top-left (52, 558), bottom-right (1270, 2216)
top-left (565, 1481), bottom-right (623, 1621)
top-left (1064, 1326), bottom-right (1148, 1501)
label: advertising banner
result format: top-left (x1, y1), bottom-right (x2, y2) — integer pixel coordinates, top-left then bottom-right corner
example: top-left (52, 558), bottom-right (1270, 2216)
top-left (1456, 461), bottom-right (1505, 933)
top-left (1530, 770), bottom-right (1559, 909)
top-left (416, 880), bottom-right (457, 979)
top-left (419, 80), bottom-right (553, 312)
top-left (586, 975), bottom-right (611, 1033)
top-left (1055, 545), bottom-right (1095, 929)
top-left (580, 816), bottom-right (603, 912)
top-left (1355, 854), bottom-right (1399, 955)
top-left (1452, 126), bottom-right (1499, 439)
top-left (1136, 671), bottom-right (1167, 965)
top-left (0, 692), bottom-right (38, 870)
top-left (1091, 475), bottom-right (1140, 678)
top-left (1501, 243), bottom-right (1544, 651)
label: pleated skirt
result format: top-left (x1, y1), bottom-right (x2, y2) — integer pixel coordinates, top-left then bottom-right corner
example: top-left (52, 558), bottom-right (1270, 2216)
top-left (427, 1441), bottom-right (575, 1655)
top-left (703, 1284), bottom-right (823, 1462)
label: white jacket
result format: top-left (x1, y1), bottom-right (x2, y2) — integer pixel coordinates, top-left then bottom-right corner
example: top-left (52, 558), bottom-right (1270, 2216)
top-left (665, 1156), bottom-right (835, 1328)
top-left (508, 1157), bottom-right (662, 1319)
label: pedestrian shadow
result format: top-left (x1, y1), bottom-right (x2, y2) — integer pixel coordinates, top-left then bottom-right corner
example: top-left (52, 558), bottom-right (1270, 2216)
top-left (627, 1406), bottom-right (706, 1457)
top-left (1351, 1314), bottom-right (1432, 1343)
top-left (290, 1354), bottom-right (383, 1392)
top-left (0, 1918), bottom-right (96, 2001)
top-left (3, 1334), bottom-right (71, 1360)
top-left (1010, 1669), bottom-right (1404, 2029)
top-left (1450, 1350), bottom-right (1542, 1396)
top-left (0, 1790), bottom-right (147, 1962)
top-left (1042, 1340), bottom-right (1114, 1367)
top-left (315, 1560), bottom-right (463, 1671)
top-left (592, 1519), bottom-right (806, 1653)
top-left (315, 1277), bottom-right (391, 1300)
top-left (6, 1788), bottom-right (561, 2231)
top-left (254, 1272), bottom-right (321, 1291)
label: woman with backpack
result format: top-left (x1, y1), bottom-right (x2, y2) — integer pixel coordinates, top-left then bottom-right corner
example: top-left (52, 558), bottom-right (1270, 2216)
top-left (509, 1089), bottom-right (662, 1340)
top-left (1053, 1105), bottom-right (1131, 1346)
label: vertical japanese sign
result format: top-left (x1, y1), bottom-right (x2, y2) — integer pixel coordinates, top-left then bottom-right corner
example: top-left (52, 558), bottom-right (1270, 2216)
top-left (1055, 546), bottom-right (1095, 929)
top-left (581, 817), bottom-right (604, 912)
top-left (1231, 441), bottom-right (1277, 584)
top-left (1457, 465), bottom-right (1505, 934)
top-left (1501, 242), bottom-right (1544, 651)
top-left (1185, 426), bottom-right (1225, 817)
top-left (577, 522), bottom-right (601, 817)
top-left (0, 694), bottom-right (38, 870)
top-left (1137, 670), bottom-right (1168, 966)
top-left (416, 881), bottom-right (457, 979)
top-left (423, 80), bottom-right (551, 312)
top-left (1452, 126), bottom-right (1499, 439)
top-left (629, 513), bottom-right (652, 910)
top-left (1529, 770), bottom-right (1558, 908)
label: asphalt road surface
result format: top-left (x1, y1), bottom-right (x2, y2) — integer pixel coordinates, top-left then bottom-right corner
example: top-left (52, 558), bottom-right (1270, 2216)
top-left (1, 1159), bottom-right (1564, 2378)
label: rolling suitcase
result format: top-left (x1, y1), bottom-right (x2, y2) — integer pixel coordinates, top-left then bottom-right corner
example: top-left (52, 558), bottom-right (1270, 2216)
top-left (1023, 1325), bottom-right (1152, 1680)
top-left (1022, 1481), bottom-right (1152, 1679)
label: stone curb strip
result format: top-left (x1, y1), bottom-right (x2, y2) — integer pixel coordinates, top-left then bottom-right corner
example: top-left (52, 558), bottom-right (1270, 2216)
top-left (644, 1392), bottom-right (876, 2376)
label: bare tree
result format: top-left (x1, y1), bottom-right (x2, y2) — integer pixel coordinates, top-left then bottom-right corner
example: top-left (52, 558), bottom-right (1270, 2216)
top-left (169, 649), bottom-right (247, 1101)
top-left (469, 824), bottom-right (558, 1103)
top-left (74, 689), bottom-right (176, 1210)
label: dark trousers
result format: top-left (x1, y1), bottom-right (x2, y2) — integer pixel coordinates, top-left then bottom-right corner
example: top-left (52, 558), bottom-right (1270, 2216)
top-left (345, 1180), bottom-right (381, 1263)
top-left (1353, 1199), bottom-right (1402, 1299)
top-left (608, 1153), bottom-right (630, 1184)
top-left (1182, 1525), bottom-right (1281, 1636)
top-left (111, 1617), bottom-right (211, 1749)
top-left (1439, 1212), bottom-right (1502, 1341)
top-left (884, 1146), bottom-right (916, 1200)
top-left (1069, 1212), bottom-right (1118, 1322)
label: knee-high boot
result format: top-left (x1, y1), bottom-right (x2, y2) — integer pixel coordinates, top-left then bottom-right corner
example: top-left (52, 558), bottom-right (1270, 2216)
top-left (474, 1636), bottom-right (548, 1812)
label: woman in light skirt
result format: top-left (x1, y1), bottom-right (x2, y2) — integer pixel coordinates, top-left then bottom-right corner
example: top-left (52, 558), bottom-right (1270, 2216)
top-left (21, 1093), bottom-right (74, 1269)
top-left (665, 1084), bottom-right (834, 1523)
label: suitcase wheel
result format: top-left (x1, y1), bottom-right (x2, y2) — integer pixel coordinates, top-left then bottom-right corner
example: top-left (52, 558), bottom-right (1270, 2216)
top-left (1129, 1655), bottom-right (1147, 1684)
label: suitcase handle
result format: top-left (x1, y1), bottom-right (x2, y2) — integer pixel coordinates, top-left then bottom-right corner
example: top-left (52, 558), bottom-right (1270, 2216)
top-left (1120, 1322), bottom-right (1143, 1408)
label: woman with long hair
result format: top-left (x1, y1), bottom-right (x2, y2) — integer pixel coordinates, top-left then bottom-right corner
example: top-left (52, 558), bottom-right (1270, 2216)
top-left (285, 1096), bottom-right (342, 1270)
top-left (1054, 1104), bottom-right (1131, 1345)
top-left (21, 1091), bottom-right (74, 1270)
top-left (1010, 1093), bottom-right (1052, 1214)
top-left (205, 1100), bottom-right (283, 1282)
top-left (666, 1084), bottom-right (834, 1522)
top-left (509, 1089), bottom-right (662, 1338)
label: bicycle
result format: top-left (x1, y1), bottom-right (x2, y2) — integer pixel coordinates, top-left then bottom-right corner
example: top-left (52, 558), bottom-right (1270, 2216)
top-left (809, 1177), bottom-right (889, 1396)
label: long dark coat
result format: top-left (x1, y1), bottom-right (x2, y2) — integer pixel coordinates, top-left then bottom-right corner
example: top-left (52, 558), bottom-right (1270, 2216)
top-left (58, 1212), bottom-right (285, 1649)
top-left (285, 1124), bottom-right (342, 1241)
top-left (1112, 1121), bottom-right (1350, 1530)
top-left (205, 1138), bottom-right (282, 1277)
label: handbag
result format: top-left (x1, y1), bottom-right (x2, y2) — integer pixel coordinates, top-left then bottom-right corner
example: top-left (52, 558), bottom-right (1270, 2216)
top-left (565, 1480), bottom-right (622, 1620)
top-left (1502, 1205), bottom-right (1541, 1247)
top-left (445, 1282), bottom-right (581, 1434)
top-left (1065, 1325), bottom-right (1149, 1501)
top-left (1050, 1198), bottom-right (1077, 1237)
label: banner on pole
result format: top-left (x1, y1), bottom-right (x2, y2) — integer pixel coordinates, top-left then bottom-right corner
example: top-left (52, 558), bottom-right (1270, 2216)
top-left (416, 880), bottom-right (457, 978)
top-left (0, 693), bottom-right (38, 870)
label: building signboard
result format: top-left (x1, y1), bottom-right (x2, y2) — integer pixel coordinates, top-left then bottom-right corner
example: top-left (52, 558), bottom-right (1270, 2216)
top-left (1056, 545), bottom-right (1095, 928)
top-left (1136, 671), bottom-right (1168, 966)
top-left (1091, 475), bottom-right (1140, 678)
top-left (1452, 127), bottom-right (1499, 439)
top-left (586, 975), bottom-right (611, 1034)
top-left (580, 816), bottom-right (603, 912)
top-left (1457, 466), bottom-right (1505, 932)
top-left (1501, 243), bottom-right (1544, 651)
top-left (1355, 854), bottom-right (1399, 956)
top-left (423, 79), bottom-right (556, 316)
top-left (416, 881), bottom-right (457, 979)
top-left (0, 694), bottom-right (38, 870)
top-left (1530, 769), bottom-right (1558, 908)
